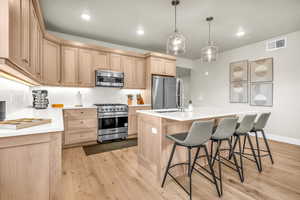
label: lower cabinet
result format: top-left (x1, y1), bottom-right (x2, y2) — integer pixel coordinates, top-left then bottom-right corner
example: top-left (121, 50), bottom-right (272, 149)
top-left (0, 132), bottom-right (62, 200)
top-left (128, 106), bottom-right (151, 137)
top-left (63, 108), bottom-right (98, 147)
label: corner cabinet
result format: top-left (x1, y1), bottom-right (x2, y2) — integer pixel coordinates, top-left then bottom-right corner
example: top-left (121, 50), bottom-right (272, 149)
top-left (42, 39), bottom-right (61, 86)
top-left (61, 46), bottom-right (78, 86)
top-left (123, 56), bottom-right (146, 89)
top-left (149, 57), bottom-right (176, 77)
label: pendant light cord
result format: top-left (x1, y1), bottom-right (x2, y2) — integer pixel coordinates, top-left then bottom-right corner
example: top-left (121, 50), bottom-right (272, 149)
top-left (175, 3), bottom-right (177, 32)
top-left (208, 21), bottom-right (211, 43)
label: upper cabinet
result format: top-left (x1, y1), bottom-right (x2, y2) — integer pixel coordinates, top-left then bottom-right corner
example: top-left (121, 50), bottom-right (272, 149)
top-left (30, 3), bottom-right (42, 79)
top-left (42, 39), bottom-right (61, 86)
top-left (61, 46), bottom-right (78, 86)
top-left (123, 56), bottom-right (146, 89)
top-left (78, 49), bottom-right (94, 87)
top-left (93, 51), bottom-right (110, 70)
top-left (110, 53), bottom-right (122, 72)
top-left (149, 57), bottom-right (176, 77)
top-left (9, 0), bottom-right (31, 70)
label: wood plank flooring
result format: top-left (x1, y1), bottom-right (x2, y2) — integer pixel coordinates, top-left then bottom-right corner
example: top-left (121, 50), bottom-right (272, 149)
top-left (62, 138), bottom-right (300, 200)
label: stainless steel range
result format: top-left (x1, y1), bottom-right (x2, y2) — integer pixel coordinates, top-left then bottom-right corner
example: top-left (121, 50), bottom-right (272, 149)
top-left (95, 104), bottom-right (128, 142)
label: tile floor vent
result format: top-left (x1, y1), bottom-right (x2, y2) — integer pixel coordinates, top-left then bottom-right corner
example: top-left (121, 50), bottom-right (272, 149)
top-left (266, 37), bottom-right (287, 51)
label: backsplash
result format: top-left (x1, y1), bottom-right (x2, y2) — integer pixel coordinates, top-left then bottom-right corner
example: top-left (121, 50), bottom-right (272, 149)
top-left (0, 77), bottom-right (31, 114)
top-left (31, 86), bottom-right (144, 106)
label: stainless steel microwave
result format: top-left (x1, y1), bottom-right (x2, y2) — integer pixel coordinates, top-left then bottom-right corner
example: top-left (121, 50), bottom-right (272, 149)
top-left (95, 70), bottom-right (124, 88)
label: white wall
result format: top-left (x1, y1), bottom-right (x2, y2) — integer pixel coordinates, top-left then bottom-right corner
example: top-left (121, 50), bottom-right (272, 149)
top-left (48, 31), bottom-right (194, 69)
top-left (191, 31), bottom-right (300, 141)
top-left (0, 77), bottom-right (31, 114)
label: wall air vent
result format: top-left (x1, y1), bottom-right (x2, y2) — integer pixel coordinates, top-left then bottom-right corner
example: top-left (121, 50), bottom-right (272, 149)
top-left (266, 37), bottom-right (287, 51)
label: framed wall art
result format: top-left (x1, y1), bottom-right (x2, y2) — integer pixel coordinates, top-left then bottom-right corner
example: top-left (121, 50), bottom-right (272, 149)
top-left (230, 60), bottom-right (248, 82)
top-left (250, 58), bottom-right (273, 82)
top-left (250, 82), bottom-right (273, 106)
top-left (230, 81), bottom-right (248, 103)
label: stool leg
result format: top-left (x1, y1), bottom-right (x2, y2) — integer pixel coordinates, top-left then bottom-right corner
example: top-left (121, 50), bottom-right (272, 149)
top-left (261, 130), bottom-right (274, 164)
top-left (237, 135), bottom-right (244, 179)
top-left (161, 143), bottom-right (177, 188)
top-left (217, 141), bottom-right (223, 195)
top-left (188, 147), bottom-right (192, 200)
top-left (191, 147), bottom-right (201, 174)
top-left (254, 131), bottom-right (262, 171)
top-left (204, 145), bottom-right (221, 197)
top-left (227, 139), bottom-right (244, 182)
top-left (229, 136), bottom-right (238, 160)
top-left (246, 134), bottom-right (261, 172)
top-left (242, 135), bottom-right (247, 154)
top-left (210, 140), bottom-right (214, 161)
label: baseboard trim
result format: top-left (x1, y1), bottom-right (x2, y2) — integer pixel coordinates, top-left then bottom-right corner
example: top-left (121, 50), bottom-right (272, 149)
top-left (249, 132), bottom-right (300, 146)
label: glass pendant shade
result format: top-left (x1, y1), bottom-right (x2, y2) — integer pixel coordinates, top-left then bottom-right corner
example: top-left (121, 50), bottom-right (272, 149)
top-left (166, 0), bottom-right (186, 56)
top-left (167, 30), bottom-right (186, 55)
top-left (201, 41), bottom-right (218, 62)
top-left (201, 17), bottom-right (219, 63)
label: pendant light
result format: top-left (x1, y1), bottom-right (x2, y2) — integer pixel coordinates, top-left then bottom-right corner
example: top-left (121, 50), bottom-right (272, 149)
top-left (201, 17), bottom-right (219, 63)
top-left (166, 0), bottom-right (186, 56)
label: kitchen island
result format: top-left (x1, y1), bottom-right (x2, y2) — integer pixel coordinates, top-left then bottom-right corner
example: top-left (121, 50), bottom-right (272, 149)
top-left (137, 107), bottom-right (258, 183)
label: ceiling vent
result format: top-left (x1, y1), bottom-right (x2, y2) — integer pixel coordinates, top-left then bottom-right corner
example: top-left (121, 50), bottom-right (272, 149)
top-left (266, 37), bottom-right (287, 51)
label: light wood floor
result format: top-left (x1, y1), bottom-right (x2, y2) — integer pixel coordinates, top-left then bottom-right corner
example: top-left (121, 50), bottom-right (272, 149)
top-left (62, 138), bottom-right (300, 200)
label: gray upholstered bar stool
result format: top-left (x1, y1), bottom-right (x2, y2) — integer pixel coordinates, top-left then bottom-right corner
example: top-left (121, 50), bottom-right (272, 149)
top-left (161, 120), bottom-right (221, 200)
top-left (229, 114), bottom-right (261, 179)
top-left (209, 117), bottom-right (243, 195)
top-left (245, 112), bottom-right (274, 171)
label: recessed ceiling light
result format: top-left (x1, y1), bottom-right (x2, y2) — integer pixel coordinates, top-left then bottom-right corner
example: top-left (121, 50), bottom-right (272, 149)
top-left (136, 28), bottom-right (144, 35)
top-left (81, 13), bottom-right (90, 21)
top-left (236, 30), bottom-right (245, 37)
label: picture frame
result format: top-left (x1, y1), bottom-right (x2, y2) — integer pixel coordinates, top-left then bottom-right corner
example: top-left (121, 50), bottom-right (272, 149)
top-left (250, 58), bottom-right (273, 82)
top-left (250, 82), bottom-right (273, 107)
top-left (230, 60), bottom-right (248, 82)
top-left (230, 81), bottom-right (248, 103)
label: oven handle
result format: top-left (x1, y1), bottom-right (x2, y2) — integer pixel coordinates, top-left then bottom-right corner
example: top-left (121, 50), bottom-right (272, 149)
top-left (98, 115), bottom-right (128, 119)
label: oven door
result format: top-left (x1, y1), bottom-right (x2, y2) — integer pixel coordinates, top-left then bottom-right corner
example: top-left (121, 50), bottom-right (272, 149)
top-left (98, 116), bottom-right (128, 134)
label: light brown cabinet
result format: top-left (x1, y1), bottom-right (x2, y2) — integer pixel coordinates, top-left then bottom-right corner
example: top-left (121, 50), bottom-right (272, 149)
top-left (149, 57), bottom-right (176, 77)
top-left (78, 49), bottom-right (94, 87)
top-left (0, 132), bottom-right (62, 200)
top-left (61, 46), bottom-right (78, 86)
top-left (63, 108), bottom-right (97, 147)
top-left (42, 39), bottom-right (61, 86)
top-left (110, 53), bottom-right (122, 72)
top-left (123, 56), bottom-right (146, 89)
top-left (93, 51), bottom-right (110, 70)
top-left (128, 106), bottom-right (151, 137)
top-left (29, 3), bottom-right (42, 79)
top-left (9, 0), bottom-right (31, 71)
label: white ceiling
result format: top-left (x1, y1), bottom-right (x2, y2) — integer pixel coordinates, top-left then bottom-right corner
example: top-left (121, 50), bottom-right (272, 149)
top-left (40, 0), bottom-right (300, 59)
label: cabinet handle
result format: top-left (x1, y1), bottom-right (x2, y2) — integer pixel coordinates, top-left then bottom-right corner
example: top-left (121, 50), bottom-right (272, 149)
top-left (22, 58), bottom-right (29, 63)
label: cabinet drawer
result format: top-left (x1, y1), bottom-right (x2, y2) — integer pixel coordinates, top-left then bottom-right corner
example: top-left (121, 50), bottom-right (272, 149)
top-left (65, 130), bottom-right (97, 145)
top-left (66, 119), bottom-right (97, 130)
top-left (64, 108), bottom-right (97, 119)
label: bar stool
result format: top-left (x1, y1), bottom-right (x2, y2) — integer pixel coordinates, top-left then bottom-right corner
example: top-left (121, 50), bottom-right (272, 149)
top-left (161, 120), bottom-right (221, 200)
top-left (209, 117), bottom-right (243, 195)
top-left (245, 112), bottom-right (274, 171)
top-left (229, 114), bottom-right (261, 179)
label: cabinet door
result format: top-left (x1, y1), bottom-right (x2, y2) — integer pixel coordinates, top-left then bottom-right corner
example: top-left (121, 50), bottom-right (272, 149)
top-left (78, 49), bottom-right (93, 87)
top-left (35, 24), bottom-right (43, 80)
top-left (42, 39), bottom-right (61, 86)
top-left (29, 4), bottom-right (39, 76)
top-left (93, 51), bottom-right (110, 70)
top-left (135, 58), bottom-right (146, 89)
top-left (9, 0), bottom-right (22, 66)
top-left (21, 0), bottom-right (30, 69)
top-left (122, 56), bottom-right (135, 88)
top-left (110, 53), bottom-right (122, 72)
top-left (61, 46), bottom-right (78, 86)
top-left (165, 60), bottom-right (176, 77)
top-left (150, 58), bottom-right (165, 75)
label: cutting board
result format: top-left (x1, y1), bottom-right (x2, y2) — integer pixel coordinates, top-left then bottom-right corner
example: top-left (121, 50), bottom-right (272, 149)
top-left (0, 118), bottom-right (52, 130)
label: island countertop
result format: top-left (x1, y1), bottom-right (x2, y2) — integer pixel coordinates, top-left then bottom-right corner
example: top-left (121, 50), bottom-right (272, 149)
top-left (137, 107), bottom-right (266, 121)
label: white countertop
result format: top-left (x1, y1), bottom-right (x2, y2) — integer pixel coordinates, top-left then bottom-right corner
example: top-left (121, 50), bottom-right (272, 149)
top-left (128, 104), bottom-right (151, 107)
top-left (137, 107), bottom-right (269, 121)
top-left (63, 105), bottom-right (97, 110)
top-left (0, 108), bottom-right (65, 138)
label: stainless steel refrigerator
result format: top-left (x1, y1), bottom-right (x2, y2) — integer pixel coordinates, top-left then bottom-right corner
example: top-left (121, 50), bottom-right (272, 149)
top-left (152, 75), bottom-right (184, 109)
